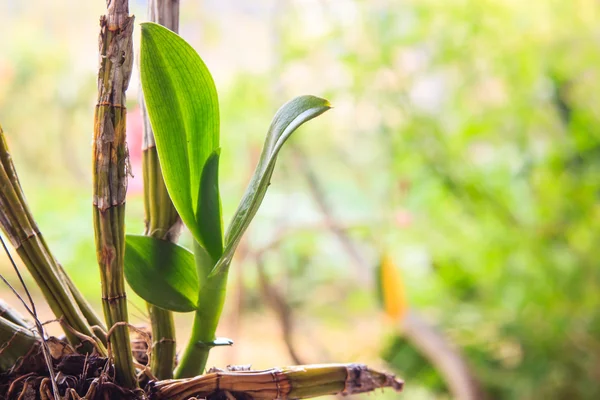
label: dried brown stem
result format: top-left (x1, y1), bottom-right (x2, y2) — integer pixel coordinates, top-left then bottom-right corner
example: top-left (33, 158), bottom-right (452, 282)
top-left (92, 0), bottom-right (136, 388)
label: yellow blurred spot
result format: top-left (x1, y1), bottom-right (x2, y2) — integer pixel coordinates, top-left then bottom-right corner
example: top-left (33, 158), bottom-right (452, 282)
top-left (380, 254), bottom-right (407, 321)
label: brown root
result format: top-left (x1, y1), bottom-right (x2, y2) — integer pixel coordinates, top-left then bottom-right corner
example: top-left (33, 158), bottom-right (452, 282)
top-left (1, 337), bottom-right (403, 400)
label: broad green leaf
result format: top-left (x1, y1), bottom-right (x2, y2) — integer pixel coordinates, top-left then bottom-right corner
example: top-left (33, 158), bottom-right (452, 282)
top-left (139, 22), bottom-right (220, 248)
top-left (210, 95), bottom-right (331, 276)
top-left (124, 235), bottom-right (198, 312)
top-left (196, 149), bottom-right (223, 263)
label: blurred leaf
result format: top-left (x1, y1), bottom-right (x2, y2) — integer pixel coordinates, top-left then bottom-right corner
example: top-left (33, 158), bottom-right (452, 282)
top-left (124, 235), bottom-right (198, 312)
top-left (139, 22), bottom-right (220, 249)
top-left (382, 335), bottom-right (447, 394)
top-left (375, 254), bottom-right (407, 321)
top-left (210, 95), bottom-right (331, 276)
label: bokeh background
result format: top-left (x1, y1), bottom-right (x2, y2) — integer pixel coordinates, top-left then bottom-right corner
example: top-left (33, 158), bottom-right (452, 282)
top-left (1, 0), bottom-right (600, 399)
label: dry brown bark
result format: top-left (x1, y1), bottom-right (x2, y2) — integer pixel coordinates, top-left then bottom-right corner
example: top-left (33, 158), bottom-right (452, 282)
top-left (92, 0), bottom-right (137, 389)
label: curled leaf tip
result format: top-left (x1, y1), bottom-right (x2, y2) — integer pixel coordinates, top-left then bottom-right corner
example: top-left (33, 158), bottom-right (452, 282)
top-left (211, 94), bottom-right (332, 277)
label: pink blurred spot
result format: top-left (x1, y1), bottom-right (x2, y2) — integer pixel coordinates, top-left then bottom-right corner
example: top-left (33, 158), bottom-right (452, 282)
top-left (127, 106), bottom-right (143, 195)
top-left (394, 209), bottom-right (413, 228)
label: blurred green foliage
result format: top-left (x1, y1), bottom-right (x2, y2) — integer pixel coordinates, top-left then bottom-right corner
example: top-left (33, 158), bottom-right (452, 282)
top-left (1, 0), bottom-right (599, 398)
top-left (382, 335), bottom-right (446, 395)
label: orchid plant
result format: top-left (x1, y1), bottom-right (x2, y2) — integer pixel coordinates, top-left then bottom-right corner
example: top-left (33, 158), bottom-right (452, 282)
top-left (124, 23), bottom-right (331, 378)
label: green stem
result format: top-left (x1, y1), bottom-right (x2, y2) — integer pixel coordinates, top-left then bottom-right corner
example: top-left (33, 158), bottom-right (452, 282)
top-left (146, 302), bottom-right (176, 379)
top-left (285, 364), bottom-right (403, 398)
top-left (93, 207), bottom-right (136, 387)
top-left (174, 241), bottom-right (229, 378)
top-left (0, 315), bottom-right (39, 372)
top-left (0, 300), bottom-right (28, 328)
top-left (142, 149), bottom-right (180, 380)
top-left (143, 148), bottom-right (181, 381)
top-left (0, 126), bottom-right (104, 354)
top-left (139, 1), bottom-right (181, 380)
top-left (92, 0), bottom-right (137, 388)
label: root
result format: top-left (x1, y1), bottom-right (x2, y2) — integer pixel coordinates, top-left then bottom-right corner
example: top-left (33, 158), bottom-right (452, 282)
top-left (1, 336), bottom-right (403, 400)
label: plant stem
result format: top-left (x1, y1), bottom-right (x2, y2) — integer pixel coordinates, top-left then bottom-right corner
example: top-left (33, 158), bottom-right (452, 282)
top-left (142, 149), bottom-right (180, 380)
top-left (174, 241), bottom-right (229, 378)
top-left (92, 0), bottom-right (137, 388)
top-left (152, 363), bottom-right (403, 400)
top-left (146, 298), bottom-right (176, 378)
top-left (148, 0), bottom-right (179, 32)
top-left (140, 0), bottom-right (181, 380)
top-left (0, 299), bottom-right (28, 327)
top-left (0, 126), bottom-right (104, 354)
top-left (0, 315), bottom-right (39, 371)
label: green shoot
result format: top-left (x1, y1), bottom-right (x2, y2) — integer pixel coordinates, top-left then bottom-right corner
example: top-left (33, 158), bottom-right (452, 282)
top-left (124, 22), bottom-right (331, 378)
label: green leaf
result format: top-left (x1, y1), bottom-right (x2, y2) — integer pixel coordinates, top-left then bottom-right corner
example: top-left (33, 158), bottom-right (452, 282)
top-left (124, 235), bottom-right (198, 312)
top-left (139, 22), bottom-right (220, 248)
top-left (210, 95), bottom-right (331, 276)
top-left (196, 149), bottom-right (223, 263)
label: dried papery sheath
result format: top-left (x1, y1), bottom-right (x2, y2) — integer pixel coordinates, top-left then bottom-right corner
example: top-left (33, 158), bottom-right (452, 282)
top-left (92, 0), bottom-right (137, 388)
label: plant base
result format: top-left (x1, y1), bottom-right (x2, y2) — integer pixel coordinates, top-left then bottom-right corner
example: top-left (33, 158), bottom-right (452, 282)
top-left (1, 336), bottom-right (403, 400)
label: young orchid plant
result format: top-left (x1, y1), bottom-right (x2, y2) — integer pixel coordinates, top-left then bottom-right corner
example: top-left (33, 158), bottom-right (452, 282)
top-left (124, 23), bottom-right (331, 379)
